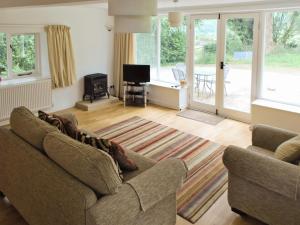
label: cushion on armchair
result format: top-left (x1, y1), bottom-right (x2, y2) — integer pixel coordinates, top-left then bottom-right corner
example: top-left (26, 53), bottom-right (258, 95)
top-left (275, 135), bottom-right (300, 163)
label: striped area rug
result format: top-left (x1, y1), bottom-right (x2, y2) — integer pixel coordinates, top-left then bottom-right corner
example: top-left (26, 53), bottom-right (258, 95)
top-left (95, 116), bottom-right (228, 224)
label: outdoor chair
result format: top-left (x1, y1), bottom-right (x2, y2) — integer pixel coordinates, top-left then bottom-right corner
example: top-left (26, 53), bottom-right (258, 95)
top-left (172, 68), bottom-right (186, 83)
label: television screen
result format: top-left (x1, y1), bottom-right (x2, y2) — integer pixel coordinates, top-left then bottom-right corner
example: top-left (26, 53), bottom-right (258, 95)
top-left (123, 64), bottom-right (150, 83)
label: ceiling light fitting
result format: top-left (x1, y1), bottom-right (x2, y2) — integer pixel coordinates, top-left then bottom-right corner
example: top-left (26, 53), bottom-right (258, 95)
top-left (168, 0), bottom-right (183, 28)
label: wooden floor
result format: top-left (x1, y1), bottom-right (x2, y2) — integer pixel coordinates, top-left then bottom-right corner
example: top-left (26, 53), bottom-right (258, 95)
top-left (0, 103), bottom-right (265, 225)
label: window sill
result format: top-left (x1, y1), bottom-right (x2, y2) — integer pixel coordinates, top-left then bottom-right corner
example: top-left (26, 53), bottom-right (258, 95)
top-left (149, 80), bottom-right (186, 90)
top-left (252, 99), bottom-right (300, 114)
top-left (0, 76), bottom-right (49, 88)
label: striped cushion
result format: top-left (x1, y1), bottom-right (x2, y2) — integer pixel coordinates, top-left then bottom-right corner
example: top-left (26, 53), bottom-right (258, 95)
top-left (76, 131), bottom-right (137, 175)
top-left (38, 111), bottom-right (66, 134)
top-left (38, 111), bottom-right (137, 176)
top-left (53, 114), bottom-right (78, 139)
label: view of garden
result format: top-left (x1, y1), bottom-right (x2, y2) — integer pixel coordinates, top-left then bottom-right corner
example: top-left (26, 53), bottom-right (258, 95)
top-left (136, 11), bottom-right (300, 108)
top-left (0, 33), bottom-right (36, 77)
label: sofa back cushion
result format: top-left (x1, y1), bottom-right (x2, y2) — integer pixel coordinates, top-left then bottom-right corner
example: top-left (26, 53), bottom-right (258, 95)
top-left (10, 107), bottom-right (58, 152)
top-left (275, 135), bottom-right (300, 163)
top-left (43, 132), bottom-right (122, 195)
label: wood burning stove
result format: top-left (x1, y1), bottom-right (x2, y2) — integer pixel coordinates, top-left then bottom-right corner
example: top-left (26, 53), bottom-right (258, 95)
top-left (83, 73), bottom-right (110, 103)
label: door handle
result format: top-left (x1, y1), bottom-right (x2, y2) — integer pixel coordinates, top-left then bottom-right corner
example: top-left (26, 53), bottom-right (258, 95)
top-left (220, 62), bottom-right (224, 70)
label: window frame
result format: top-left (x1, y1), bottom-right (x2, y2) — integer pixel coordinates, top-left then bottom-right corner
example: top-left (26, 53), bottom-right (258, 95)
top-left (0, 26), bottom-right (41, 80)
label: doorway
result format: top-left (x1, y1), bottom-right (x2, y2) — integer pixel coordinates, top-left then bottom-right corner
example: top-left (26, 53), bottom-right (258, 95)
top-left (189, 13), bottom-right (259, 122)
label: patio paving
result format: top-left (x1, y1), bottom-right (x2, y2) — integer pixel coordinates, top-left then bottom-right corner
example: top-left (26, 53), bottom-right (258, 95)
top-left (157, 65), bottom-right (300, 112)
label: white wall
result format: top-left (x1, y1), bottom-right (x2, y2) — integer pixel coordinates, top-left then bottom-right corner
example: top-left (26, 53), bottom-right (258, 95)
top-left (252, 100), bottom-right (300, 133)
top-left (0, 6), bottom-right (114, 112)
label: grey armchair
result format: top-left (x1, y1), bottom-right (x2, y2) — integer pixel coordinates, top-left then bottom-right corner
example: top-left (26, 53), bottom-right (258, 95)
top-left (223, 124), bottom-right (300, 225)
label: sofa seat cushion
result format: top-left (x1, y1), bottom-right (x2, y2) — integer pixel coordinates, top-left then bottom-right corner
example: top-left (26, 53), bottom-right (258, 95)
top-left (247, 145), bottom-right (275, 158)
top-left (43, 132), bottom-right (122, 195)
top-left (123, 150), bottom-right (155, 181)
top-left (10, 107), bottom-right (58, 152)
top-left (275, 135), bottom-right (300, 163)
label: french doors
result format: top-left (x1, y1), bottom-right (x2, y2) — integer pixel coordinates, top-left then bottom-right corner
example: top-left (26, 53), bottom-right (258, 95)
top-left (189, 13), bottom-right (259, 122)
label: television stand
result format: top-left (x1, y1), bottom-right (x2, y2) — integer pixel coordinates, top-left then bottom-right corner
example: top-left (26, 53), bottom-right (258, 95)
top-left (123, 82), bottom-right (147, 107)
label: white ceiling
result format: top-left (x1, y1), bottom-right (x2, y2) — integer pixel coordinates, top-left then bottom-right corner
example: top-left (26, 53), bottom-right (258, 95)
top-left (158, 0), bottom-right (267, 8)
top-left (90, 0), bottom-right (298, 10)
top-left (0, 0), bottom-right (298, 9)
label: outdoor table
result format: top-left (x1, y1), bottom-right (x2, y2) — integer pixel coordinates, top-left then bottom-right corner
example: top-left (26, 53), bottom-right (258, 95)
top-left (194, 71), bottom-right (216, 97)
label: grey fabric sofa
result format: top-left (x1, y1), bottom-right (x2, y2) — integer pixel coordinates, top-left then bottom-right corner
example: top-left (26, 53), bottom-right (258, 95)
top-left (223, 124), bottom-right (300, 225)
top-left (0, 107), bottom-right (187, 225)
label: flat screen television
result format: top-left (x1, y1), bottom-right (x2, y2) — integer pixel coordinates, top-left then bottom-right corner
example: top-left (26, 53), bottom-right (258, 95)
top-left (123, 64), bottom-right (150, 84)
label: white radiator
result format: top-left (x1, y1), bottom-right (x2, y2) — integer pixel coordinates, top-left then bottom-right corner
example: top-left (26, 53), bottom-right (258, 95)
top-left (0, 78), bottom-right (52, 121)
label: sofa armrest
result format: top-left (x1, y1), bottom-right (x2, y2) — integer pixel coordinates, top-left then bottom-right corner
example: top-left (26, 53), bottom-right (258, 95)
top-left (223, 145), bottom-right (300, 201)
top-left (252, 124), bottom-right (297, 151)
top-left (88, 158), bottom-right (187, 225)
top-left (127, 158), bottom-right (187, 211)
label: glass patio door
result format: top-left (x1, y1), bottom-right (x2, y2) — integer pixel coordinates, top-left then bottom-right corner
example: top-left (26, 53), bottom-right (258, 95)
top-left (218, 13), bottom-right (259, 122)
top-left (189, 15), bottom-right (220, 113)
top-left (189, 13), bottom-right (259, 122)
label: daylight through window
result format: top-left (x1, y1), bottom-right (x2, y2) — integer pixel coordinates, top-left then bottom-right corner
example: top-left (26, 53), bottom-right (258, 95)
top-left (261, 10), bottom-right (300, 106)
top-left (0, 32), bottom-right (39, 79)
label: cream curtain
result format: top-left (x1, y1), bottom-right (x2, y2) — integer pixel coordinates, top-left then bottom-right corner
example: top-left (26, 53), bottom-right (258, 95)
top-left (113, 33), bottom-right (135, 98)
top-left (46, 25), bottom-right (76, 88)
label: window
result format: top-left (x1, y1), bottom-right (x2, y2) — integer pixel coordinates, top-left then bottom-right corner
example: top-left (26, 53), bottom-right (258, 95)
top-left (0, 32), bottom-right (7, 77)
top-left (135, 18), bottom-right (159, 80)
top-left (261, 10), bottom-right (300, 106)
top-left (160, 16), bottom-right (187, 83)
top-left (0, 31), bottom-right (39, 79)
top-left (135, 16), bottom-right (187, 84)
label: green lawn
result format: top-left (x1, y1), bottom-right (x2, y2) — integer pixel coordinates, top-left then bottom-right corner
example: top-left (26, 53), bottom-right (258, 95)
top-left (194, 48), bottom-right (300, 68)
top-left (265, 52), bottom-right (300, 68)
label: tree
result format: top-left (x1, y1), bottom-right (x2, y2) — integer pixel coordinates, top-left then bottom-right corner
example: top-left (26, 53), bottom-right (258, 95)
top-left (11, 34), bottom-right (36, 73)
top-left (160, 17), bottom-right (187, 65)
top-left (0, 33), bottom-right (7, 75)
top-left (226, 18), bottom-right (254, 51)
top-left (272, 11), bottom-right (300, 48)
top-left (0, 33), bottom-right (36, 76)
